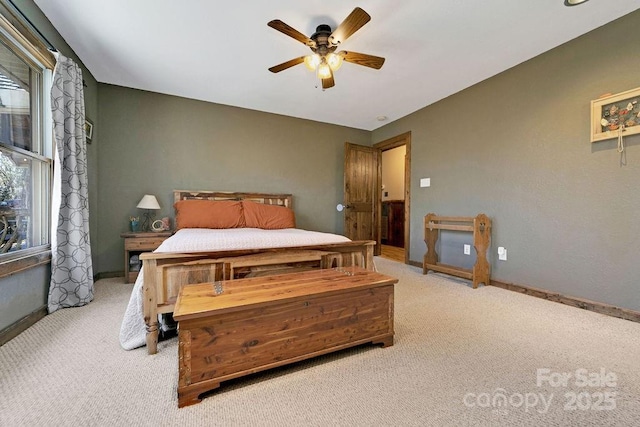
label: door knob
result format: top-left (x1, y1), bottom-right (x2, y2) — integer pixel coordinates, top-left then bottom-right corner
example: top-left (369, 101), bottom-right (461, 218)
top-left (336, 204), bottom-right (353, 212)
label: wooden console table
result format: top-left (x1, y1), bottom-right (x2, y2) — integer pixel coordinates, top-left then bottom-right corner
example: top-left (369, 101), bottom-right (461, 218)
top-left (422, 213), bottom-right (491, 288)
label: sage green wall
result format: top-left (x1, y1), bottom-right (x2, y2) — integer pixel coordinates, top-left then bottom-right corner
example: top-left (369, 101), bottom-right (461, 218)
top-left (373, 11), bottom-right (640, 311)
top-left (0, 265), bottom-right (49, 330)
top-left (96, 84), bottom-right (370, 273)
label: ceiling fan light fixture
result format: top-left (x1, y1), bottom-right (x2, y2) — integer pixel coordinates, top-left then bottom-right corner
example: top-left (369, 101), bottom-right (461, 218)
top-left (304, 54), bottom-right (321, 71)
top-left (326, 53), bottom-right (343, 71)
top-left (564, 0), bottom-right (589, 6)
top-left (317, 60), bottom-right (332, 79)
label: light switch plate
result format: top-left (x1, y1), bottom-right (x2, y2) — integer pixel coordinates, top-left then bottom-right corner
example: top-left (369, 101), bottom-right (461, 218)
top-left (420, 178), bottom-right (431, 187)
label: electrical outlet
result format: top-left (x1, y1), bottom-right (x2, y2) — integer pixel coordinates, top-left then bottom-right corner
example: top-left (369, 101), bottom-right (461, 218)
top-left (463, 244), bottom-right (471, 255)
top-left (498, 247), bottom-right (507, 261)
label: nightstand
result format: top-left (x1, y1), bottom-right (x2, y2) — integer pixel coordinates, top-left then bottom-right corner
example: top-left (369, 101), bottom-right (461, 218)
top-left (120, 231), bottom-right (172, 283)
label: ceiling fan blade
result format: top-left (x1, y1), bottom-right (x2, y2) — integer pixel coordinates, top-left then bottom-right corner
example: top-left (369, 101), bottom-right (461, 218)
top-left (322, 68), bottom-right (335, 89)
top-left (269, 56), bottom-right (305, 73)
top-left (329, 7), bottom-right (371, 45)
top-left (268, 20), bottom-right (315, 47)
top-left (340, 51), bottom-right (385, 69)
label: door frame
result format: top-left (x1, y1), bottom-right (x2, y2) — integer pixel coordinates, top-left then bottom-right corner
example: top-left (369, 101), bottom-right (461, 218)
top-left (374, 131), bottom-right (411, 264)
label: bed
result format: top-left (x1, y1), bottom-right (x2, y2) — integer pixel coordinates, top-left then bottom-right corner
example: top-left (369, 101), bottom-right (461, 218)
top-left (119, 191), bottom-right (376, 354)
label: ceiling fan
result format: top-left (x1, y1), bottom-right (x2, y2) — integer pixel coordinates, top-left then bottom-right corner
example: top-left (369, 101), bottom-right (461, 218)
top-left (268, 7), bottom-right (385, 89)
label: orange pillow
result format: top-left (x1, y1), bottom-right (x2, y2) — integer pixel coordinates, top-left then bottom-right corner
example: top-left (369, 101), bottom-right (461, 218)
top-left (174, 200), bottom-right (244, 229)
top-left (242, 200), bottom-right (296, 229)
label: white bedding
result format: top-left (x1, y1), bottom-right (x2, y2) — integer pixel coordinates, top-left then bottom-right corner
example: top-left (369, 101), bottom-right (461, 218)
top-left (155, 227), bottom-right (350, 252)
top-left (119, 228), bottom-right (351, 350)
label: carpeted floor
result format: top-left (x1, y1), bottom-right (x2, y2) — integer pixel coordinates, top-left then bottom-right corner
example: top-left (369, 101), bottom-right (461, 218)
top-left (1, 257), bottom-right (639, 426)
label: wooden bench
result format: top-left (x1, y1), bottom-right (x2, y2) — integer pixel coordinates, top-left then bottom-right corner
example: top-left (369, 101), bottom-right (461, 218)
top-left (173, 266), bottom-right (397, 407)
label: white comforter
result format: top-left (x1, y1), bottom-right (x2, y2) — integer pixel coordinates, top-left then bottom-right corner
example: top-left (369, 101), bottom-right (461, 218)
top-left (119, 228), bottom-right (351, 350)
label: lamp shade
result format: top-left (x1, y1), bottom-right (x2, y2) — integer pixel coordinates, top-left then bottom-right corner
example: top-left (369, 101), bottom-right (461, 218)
top-left (136, 194), bottom-right (161, 210)
top-left (304, 54), bottom-right (321, 71)
top-left (326, 53), bottom-right (343, 71)
top-left (317, 61), bottom-right (331, 79)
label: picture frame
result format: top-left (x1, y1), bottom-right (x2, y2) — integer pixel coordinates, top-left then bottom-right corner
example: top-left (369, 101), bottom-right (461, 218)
top-left (84, 119), bottom-right (94, 142)
top-left (591, 87), bottom-right (640, 143)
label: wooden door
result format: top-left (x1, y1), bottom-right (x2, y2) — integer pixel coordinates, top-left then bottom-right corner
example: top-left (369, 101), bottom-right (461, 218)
top-left (343, 142), bottom-right (380, 254)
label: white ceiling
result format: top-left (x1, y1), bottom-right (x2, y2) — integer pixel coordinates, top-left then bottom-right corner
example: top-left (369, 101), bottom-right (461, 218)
top-left (32, 0), bottom-right (640, 130)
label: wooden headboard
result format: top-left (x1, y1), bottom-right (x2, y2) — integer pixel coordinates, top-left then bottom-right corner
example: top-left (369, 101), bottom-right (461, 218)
top-left (173, 190), bottom-right (293, 209)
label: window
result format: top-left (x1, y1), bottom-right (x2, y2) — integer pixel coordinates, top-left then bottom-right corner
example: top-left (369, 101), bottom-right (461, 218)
top-left (0, 23), bottom-right (52, 258)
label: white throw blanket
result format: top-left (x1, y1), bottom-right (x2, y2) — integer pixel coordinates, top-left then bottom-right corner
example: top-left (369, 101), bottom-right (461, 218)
top-left (119, 228), bottom-right (351, 350)
top-left (119, 272), bottom-right (148, 350)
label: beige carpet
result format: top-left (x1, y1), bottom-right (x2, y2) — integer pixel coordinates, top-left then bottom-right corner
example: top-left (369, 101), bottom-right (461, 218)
top-left (1, 257), bottom-right (639, 426)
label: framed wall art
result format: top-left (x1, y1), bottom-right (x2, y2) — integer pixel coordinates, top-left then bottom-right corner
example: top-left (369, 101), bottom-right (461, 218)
top-left (84, 118), bottom-right (94, 142)
top-left (591, 87), bottom-right (640, 143)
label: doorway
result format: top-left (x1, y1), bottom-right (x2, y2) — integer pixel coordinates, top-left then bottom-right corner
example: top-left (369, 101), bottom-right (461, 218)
top-left (375, 132), bottom-right (411, 264)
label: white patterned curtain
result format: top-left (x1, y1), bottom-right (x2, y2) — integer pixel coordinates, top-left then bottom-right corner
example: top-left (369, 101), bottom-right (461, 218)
top-left (48, 53), bottom-right (94, 313)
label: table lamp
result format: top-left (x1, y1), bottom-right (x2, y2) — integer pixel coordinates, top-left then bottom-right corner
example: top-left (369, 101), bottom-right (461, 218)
top-left (136, 194), bottom-right (161, 232)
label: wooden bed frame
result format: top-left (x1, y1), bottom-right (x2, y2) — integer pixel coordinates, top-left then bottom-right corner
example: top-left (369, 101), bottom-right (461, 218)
top-left (141, 191), bottom-right (376, 354)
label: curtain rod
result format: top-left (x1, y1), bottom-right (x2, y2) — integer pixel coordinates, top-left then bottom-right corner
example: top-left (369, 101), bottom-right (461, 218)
top-left (5, 0), bottom-right (57, 52)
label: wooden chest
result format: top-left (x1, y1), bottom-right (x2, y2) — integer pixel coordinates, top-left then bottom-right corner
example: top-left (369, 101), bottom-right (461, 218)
top-left (173, 267), bottom-right (397, 407)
